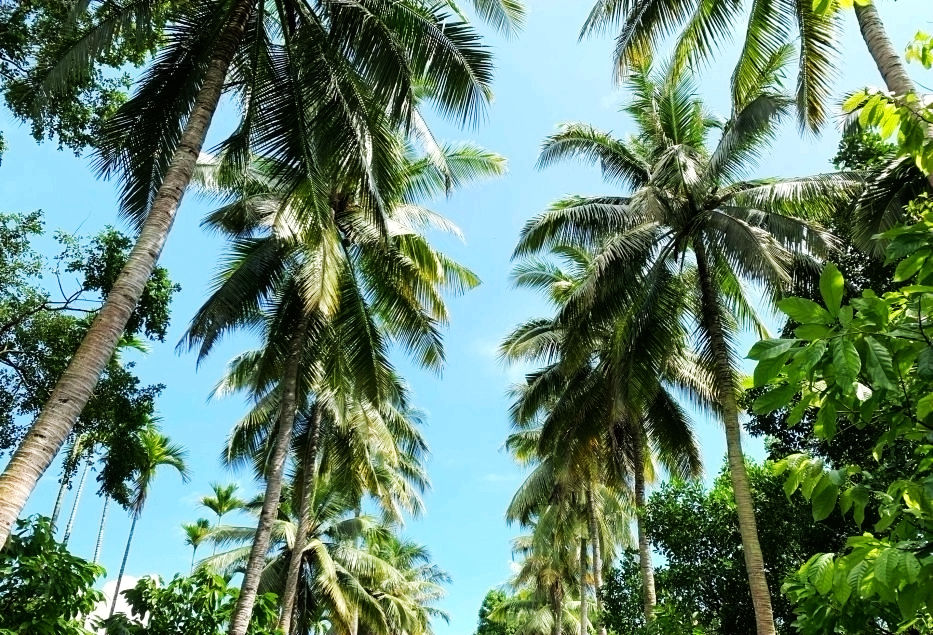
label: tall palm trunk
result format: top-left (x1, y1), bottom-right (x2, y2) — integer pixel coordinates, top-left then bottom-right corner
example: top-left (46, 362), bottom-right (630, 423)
top-left (579, 537), bottom-right (588, 635)
top-left (50, 475), bottom-right (68, 532)
top-left (632, 435), bottom-right (656, 623)
top-left (109, 513), bottom-right (139, 617)
top-left (0, 0), bottom-right (255, 547)
top-left (228, 324), bottom-right (307, 635)
top-left (585, 486), bottom-right (606, 635)
top-left (93, 496), bottom-right (109, 563)
top-left (62, 457), bottom-right (91, 546)
top-left (694, 239), bottom-right (775, 635)
top-left (278, 407), bottom-right (322, 634)
top-left (191, 545), bottom-right (198, 572)
top-left (853, 2), bottom-right (933, 190)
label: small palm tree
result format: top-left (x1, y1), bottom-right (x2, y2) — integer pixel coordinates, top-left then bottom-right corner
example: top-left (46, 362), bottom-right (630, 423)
top-left (109, 425), bottom-right (189, 617)
top-left (516, 61), bottom-right (858, 635)
top-left (200, 482), bottom-right (244, 554)
top-left (183, 518), bottom-right (212, 571)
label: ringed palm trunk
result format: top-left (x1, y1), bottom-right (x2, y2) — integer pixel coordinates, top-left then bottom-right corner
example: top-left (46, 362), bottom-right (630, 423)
top-left (50, 474), bottom-right (68, 532)
top-left (109, 513), bottom-right (139, 617)
top-left (62, 457), bottom-right (91, 546)
top-left (694, 239), bottom-right (776, 635)
top-left (579, 536), bottom-right (588, 635)
top-left (93, 495), bottom-right (110, 563)
top-left (0, 0), bottom-right (255, 547)
top-left (277, 407), bottom-right (322, 635)
top-left (853, 2), bottom-right (933, 190)
top-left (585, 486), bottom-right (606, 635)
top-left (228, 322), bottom-right (307, 635)
top-left (632, 434), bottom-right (656, 623)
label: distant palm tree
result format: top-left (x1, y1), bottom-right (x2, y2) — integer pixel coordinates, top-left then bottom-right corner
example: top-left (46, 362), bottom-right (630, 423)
top-left (201, 483), bottom-right (244, 554)
top-left (109, 425), bottom-right (189, 617)
top-left (515, 60), bottom-right (857, 635)
top-left (183, 518), bottom-right (212, 571)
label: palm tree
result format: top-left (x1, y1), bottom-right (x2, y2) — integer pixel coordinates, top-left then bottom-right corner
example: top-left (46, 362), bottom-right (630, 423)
top-left (0, 0), bottom-right (520, 546)
top-left (515, 61), bottom-right (857, 635)
top-left (580, 0), bottom-right (922, 136)
top-left (183, 518), bottom-right (212, 571)
top-left (201, 482), bottom-right (244, 554)
top-left (503, 247), bottom-right (705, 623)
top-left (185, 135), bottom-right (497, 632)
top-left (109, 424), bottom-right (189, 617)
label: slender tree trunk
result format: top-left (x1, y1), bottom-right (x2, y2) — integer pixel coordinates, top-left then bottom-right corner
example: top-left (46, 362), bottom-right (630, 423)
top-left (93, 496), bottom-right (109, 564)
top-left (694, 239), bottom-right (776, 635)
top-left (191, 546), bottom-right (197, 573)
top-left (551, 586), bottom-right (563, 635)
top-left (0, 0), bottom-right (256, 548)
top-left (228, 324), bottom-right (307, 635)
top-left (62, 458), bottom-right (91, 546)
top-left (853, 2), bottom-right (933, 190)
top-left (278, 407), bottom-right (322, 635)
top-left (50, 475), bottom-right (68, 532)
top-left (109, 513), bottom-right (138, 617)
top-left (579, 536), bottom-right (588, 635)
top-left (585, 485), bottom-right (606, 635)
top-left (632, 436), bottom-right (656, 623)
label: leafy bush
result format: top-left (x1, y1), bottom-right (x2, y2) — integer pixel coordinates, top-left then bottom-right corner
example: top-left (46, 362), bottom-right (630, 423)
top-left (0, 516), bottom-right (104, 635)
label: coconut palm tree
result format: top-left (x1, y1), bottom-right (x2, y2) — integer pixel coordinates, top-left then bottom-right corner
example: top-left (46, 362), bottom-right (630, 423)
top-left (183, 518), bottom-right (212, 571)
top-left (0, 0), bottom-right (521, 547)
top-left (109, 424), bottom-right (189, 617)
top-left (184, 135), bottom-right (497, 631)
top-left (580, 0), bottom-right (922, 137)
top-left (200, 482), bottom-right (244, 554)
top-left (515, 60), bottom-right (858, 635)
top-left (503, 246), bottom-right (706, 623)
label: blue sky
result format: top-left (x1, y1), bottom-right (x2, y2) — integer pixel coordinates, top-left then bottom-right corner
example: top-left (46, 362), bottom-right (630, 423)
top-left (3, 2), bottom-right (932, 634)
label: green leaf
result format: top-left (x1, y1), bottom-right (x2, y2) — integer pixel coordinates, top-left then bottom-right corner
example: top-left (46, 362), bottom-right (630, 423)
top-left (814, 399), bottom-right (837, 439)
top-left (811, 553), bottom-right (835, 595)
top-left (811, 475), bottom-right (839, 521)
top-left (819, 263), bottom-right (844, 317)
top-left (748, 338), bottom-right (798, 360)
top-left (753, 383), bottom-right (797, 414)
top-left (863, 336), bottom-right (897, 391)
top-left (794, 324), bottom-right (832, 340)
top-left (918, 347), bottom-right (933, 380)
top-left (777, 297), bottom-right (834, 325)
top-left (831, 338), bottom-right (861, 382)
top-left (753, 352), bottom-right (791, 387)
top-left (917, 393), bottom-right (933, 421)
top-left (894, 248), bottom-right (929, 282)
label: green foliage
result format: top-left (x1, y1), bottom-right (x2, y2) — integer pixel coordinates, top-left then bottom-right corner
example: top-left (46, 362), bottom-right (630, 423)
top-left (0, 516), bottom-right (104, 635)
top-left (0, 0), bottom-right (168, 154)
top-left (905, 32), bottom-right (933, 69)
top-left (0, 211), bottom-right (177, 461)
top-left (601, 463), bottom-right (847, 634)
top-left (475, 589), bottom-right (517, 635)
top-left (97, 570), bottom-right (280, 635)
top-left (749, 204), bottom-right (933, 631)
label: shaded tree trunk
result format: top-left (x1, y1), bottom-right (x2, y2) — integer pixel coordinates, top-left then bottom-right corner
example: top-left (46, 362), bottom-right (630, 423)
top-left (579, 536), bottom-right (588, 635)
top-left (632, 436), bottom-right (656, 623)
top-left (93, 496), bottom-right (109, 563)
top-left (277, 407), bottom-right (322, 634)
top-left (228, 323), bottom-right (307, 635)
top-left (853, 2), bottom-right (933, 190)
top-left (0, 0), bottom-right (255, 547)
top-left (62, 457), bottom-right (91, 546)
top-left (109, 513), bottom-right (138, 617)
top-left (550, 586), bottom-right (563, 635)
top-left (585, 485), bottom-right (606, 635)
top-left (694, 239), bottom-right (776, 635)
top-left (191, 545), bottom-right (198, 573)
